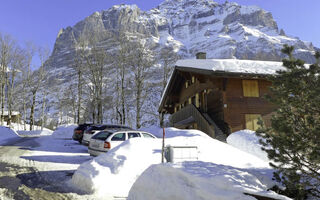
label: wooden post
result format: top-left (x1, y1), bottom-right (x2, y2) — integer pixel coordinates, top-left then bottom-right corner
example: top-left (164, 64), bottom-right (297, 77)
top-left (161, 127), bottom-right (165, 163)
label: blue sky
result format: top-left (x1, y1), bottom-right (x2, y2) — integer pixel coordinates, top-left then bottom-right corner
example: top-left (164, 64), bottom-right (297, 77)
top-left (0, 0), bottom-right (319, 67)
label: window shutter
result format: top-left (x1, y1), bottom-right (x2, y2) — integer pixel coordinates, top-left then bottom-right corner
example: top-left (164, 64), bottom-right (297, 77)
top-left (245, 114), bottom-right (262, 131)
top-left (243, 80), bottom-right (259, 97)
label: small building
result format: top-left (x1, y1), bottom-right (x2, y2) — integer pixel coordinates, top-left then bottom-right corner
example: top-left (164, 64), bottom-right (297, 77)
top-left (0, 110), bottom-right (21, 124)
top-left (158, 55), bottom-right (284, 141)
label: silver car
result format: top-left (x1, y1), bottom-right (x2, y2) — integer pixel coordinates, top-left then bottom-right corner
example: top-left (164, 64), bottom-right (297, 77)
top-left (88, 130), bottom-right (157, 156)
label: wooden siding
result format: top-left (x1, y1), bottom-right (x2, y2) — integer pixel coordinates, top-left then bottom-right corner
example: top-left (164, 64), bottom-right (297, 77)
top-left (223, 78), bottom-right (275, 132)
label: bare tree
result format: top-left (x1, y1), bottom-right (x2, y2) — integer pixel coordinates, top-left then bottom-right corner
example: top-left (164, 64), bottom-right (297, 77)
top-left (21, 42), bottom-right (36, 130)
top-left (129, 40), bottom-right (154, 129)
top-left (0, 34), bottom-right (15, 125)
top-left (113, 33), bottom-right (131, 125)
top-left (159, 46), bottom-right (179, 126)
top-left (88, 43), bottom-right (107, 124)
top-left (73, 36), bottom-right (88, 124)
top-left (29, 47), bottom-right (49, 130)
top-left (75, 32), bottom-right (112, 124)
top-left (7, 46), bottom-right (25, 126)
top-left (160, 46), bottom-right (179, 94)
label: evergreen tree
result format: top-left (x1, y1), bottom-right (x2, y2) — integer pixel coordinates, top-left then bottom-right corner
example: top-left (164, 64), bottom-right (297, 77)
top-left (257, 45), bottom-right (320, 199)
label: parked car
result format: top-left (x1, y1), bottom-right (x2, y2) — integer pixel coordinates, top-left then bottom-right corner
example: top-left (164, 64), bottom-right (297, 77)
top-left (88, 130), bottom-right (157, 156)
top-left (81, 124), bottom-right (132, 146)
top-left (72, 123), bottom-right (93, 143)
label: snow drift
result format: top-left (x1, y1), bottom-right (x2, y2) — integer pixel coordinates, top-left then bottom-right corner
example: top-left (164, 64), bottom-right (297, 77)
top-left (0, 126), bottom-right (20, 145)
top-left (51, 124), bottom-right (77, 139)
top-left (128, 162), bottom-right (290, 200)
top-left (71, 127), bottom-right (277, 198)
top-left (72, 138), bottom-right (162, 198)
top-left (227, 129), bottom-right (269, 161)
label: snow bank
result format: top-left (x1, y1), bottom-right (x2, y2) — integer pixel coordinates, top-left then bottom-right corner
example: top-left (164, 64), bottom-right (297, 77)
top-left (17, 129), bottom-right (53, 136)
top-left (0, 126), bottom-right (20, 145)
top-left (227, 130), bottom-right (269, 161)
top-left (72, 138), bottom-right (162, 198)
top-left (128, 162), bottom-right (290, 200)
top-left (52, 124), bottom-right (77, 139)
top-left (9, 123), bottom-right (49, 132)
top-left (143, 126), bottom-right (268, 168)
top-left (72, 127), bottom-right (273, 198)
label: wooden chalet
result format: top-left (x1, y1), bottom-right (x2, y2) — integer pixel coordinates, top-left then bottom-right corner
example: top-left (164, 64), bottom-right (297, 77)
top-left (158, 53), bottom-right (284, 141)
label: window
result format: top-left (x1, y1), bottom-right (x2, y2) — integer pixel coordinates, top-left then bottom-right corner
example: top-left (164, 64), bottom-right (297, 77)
top-left (242, 80), bottom-right (259, 97)
top-left (111, 133), bottom-right (126, 141)
top-left (142, 133), bottom-right (155, 138)
top-left (92, 131), bottom-right (113, 140)
top-left (245, 114), bottom-right (262, 131)
top-left (195, 93), bottom-right (200, 108)
top-left (128, 132), bottom-right (140, 138)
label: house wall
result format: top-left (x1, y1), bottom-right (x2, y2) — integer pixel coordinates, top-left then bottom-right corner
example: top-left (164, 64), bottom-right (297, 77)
top-left (223, 78), bottom-right (275, 132)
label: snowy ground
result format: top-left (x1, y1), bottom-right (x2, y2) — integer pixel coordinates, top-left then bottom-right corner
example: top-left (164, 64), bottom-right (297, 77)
top-left (227, 129), bottom-right (269, 162)
top-left (0, 124), bottom-right (95, 199)
top-left (0, 124), bottom-right (292, 200)
top-left (71, 126), bottom-right (290, 200)
top-left (0, 126), bottom-right (20, 145)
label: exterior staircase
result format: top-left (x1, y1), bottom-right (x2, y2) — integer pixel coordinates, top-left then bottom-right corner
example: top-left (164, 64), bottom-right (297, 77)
top-left (170, 104), bottom-right (227, 142)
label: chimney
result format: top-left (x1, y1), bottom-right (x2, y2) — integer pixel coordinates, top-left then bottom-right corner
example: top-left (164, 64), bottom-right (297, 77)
top-left (196, 52), bottom-right (206, 59)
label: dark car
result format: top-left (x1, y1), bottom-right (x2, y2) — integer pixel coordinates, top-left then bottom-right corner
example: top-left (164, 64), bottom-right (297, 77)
top-left (81, 124), bottom-right (132, 146)
top-left (72, 123), bottom-right (93, 143)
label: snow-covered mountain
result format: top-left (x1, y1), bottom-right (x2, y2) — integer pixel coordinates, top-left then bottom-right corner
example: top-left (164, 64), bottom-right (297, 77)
top-left (44, 0), bottom-right (318, 126)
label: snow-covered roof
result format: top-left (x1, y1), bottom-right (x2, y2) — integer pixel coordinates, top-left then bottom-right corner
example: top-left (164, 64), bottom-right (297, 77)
top-left (176, 59), bottom-right (285, 75)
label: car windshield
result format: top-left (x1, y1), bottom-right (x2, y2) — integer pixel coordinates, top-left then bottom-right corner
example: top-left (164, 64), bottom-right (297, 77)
top-left (92, 131), bottom-right (113, 140)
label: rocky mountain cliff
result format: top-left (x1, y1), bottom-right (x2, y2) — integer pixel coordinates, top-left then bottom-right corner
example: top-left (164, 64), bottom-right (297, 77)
top-left (44, 0), bottom-right (318, 126)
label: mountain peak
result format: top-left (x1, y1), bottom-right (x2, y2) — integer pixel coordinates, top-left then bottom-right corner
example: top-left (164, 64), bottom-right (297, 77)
top-left (46, 0), bottom-right (317, 126)
top-left (111, 4), bottom-right (139, 11)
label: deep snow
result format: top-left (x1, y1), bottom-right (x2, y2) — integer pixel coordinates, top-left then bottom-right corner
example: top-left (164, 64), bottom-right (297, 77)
top-left (227, 129), bottom-right (269, 161)
top-left (0, 126), bottom-right (20, 145)
top-left (0, 124), bottom-right (292, 199)
top-left (71, 126), bottom-right (289, 199)
top-left (129, 162), bottom-right (290, 200)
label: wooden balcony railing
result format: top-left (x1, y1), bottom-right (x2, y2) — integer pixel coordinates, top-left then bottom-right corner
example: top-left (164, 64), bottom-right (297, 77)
top-left (170, 104), bottom-right (215, 138)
